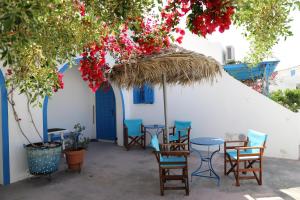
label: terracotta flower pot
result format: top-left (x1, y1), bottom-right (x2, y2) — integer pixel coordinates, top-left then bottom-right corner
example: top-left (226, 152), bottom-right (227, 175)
top-left (65, 148), bottom-right (85, 172)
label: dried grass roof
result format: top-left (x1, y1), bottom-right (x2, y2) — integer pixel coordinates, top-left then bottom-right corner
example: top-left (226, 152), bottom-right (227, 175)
top-left (109, 44), bottom-right (221, 88)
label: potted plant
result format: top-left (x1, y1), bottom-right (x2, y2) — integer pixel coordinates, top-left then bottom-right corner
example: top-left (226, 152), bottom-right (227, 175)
top-left (64, 123), bottom-right (89, 172)
top-left (26, 142), bottom-right (62, 177)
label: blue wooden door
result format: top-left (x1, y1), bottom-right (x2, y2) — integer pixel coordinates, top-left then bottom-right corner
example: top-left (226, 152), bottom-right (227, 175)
top-left (96, 86), bottom-right (116, 141)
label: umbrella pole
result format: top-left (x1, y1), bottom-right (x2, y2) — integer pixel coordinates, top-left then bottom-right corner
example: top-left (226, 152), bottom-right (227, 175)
top-left (162, 74), bottom-right (169, 143)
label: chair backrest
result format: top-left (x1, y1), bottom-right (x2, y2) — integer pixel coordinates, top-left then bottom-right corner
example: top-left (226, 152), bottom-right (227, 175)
top-left (175, 121), bottom-right (191, 137)
top-left (150, 135), bottom-right (160, 152)
top-left (247, 129), bottom-right (267, 154)
top-left (150, 135), bottom-right (162, 161)
top-left (124, 119), bottom-right (143, 137)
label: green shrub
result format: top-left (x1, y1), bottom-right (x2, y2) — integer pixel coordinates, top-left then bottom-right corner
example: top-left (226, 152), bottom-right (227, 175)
top-left (270, 89), bottom-right (300, 112)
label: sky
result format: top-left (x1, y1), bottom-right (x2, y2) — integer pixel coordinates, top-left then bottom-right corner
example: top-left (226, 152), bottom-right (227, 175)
top-left (180, 11), bottom-right (300, 71)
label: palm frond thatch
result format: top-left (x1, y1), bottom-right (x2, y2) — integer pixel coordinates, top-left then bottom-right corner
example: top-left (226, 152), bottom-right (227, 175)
top-left (109, 45), bottom-right (222, 88)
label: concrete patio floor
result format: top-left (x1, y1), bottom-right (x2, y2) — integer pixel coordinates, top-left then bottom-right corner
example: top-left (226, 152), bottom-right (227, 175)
top-left (1, 141), bottom-right (300, 200)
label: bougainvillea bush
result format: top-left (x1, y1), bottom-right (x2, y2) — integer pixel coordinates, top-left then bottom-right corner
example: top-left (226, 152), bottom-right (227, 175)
top-left (76, 0), bottom-right (236, 93)
top-left (1, 0), bottom-right (300, 105)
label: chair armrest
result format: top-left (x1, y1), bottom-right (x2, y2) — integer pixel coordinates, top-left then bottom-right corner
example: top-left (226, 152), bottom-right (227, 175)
top-left (224, 140), bottom-right (248, 150)
top-left (161, 150), bottom-right (190, 156)
top-left (233, 146), bottom-right (264, 158)
top-left (235, 146), bottom-right (264, 150)
top-left (161, 143), bottom-right (187, 147)
top-left (225, 140), bottom-right (247, 143)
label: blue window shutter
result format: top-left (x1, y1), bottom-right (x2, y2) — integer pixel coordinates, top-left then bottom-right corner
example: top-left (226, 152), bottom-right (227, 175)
top-left (133, 87), bottom-right (141, 104)
top-left (144, 84), bottom-right (154, 104)
top-left (133, 84), bottom-right (154, 104)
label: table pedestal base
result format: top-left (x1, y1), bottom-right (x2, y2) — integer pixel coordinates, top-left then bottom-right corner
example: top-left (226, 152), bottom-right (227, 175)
top-left (191, 145), bottom-right (221, 186)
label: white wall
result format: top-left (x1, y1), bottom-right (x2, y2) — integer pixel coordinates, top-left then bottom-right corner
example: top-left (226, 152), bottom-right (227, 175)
top-left (8, 92), bottom-right (43, 183)
top-left (111, 83), bottom-right (124, 146)
top-left (123, 42), bottom-right (300, 160)
top-left (0, 63), bottom-right (124, 184)
top-left (124, 71), bottom-right (300, 159)
top-left (0, 87), bottom-right (3, 185)
top-left (48, 66), bottom-right (124, 144)
top-left (48, 66), bottom-right (96, 139)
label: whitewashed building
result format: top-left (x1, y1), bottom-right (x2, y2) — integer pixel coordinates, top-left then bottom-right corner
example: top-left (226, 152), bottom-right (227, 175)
top-left (270, 65), bottom-right (300, 92)
top-left (1, 39), bottom-right (300, 185)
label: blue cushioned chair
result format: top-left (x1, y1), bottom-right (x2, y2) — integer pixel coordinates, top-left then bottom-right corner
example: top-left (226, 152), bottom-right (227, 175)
top-left (124, 119), bottom-right (146, 150)
top-left (169, 121), bottom-right (191, 151)
top-left (224, 129), bottom-right (267, 186)
top-left (150, 135), bottom-right (189, 196)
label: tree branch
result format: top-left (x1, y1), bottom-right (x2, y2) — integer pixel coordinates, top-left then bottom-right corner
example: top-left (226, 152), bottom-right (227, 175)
top-left (25, 92), bottom-right (43, 141)
top-left (7, 87), bottom-right (32, 145)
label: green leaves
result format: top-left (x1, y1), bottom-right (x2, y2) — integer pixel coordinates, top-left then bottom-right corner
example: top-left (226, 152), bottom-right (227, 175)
top-left (233, 0), bottom-right (299, 64)
top-left (270, 89), bottom-right (300, 112)
top-left (0, 0), bottom-right (156, 106)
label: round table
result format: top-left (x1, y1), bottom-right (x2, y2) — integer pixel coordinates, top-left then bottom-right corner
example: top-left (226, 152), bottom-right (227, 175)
top-left (144, 124), bottom-right (165, 138)
top-left (190, 137), bottom-right (224, 186)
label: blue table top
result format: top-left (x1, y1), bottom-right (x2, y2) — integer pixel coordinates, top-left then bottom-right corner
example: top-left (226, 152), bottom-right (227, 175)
top-left (144, 124), bottom-right (165, 129)
top-left (190, 137), bottom-right (224, 146)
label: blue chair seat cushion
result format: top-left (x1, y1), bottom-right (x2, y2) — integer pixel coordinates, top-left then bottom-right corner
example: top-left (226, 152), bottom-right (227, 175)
top-left (227, 150), bottom-right (259, 160)
top-left (160, 156), bottom-right (186, 167)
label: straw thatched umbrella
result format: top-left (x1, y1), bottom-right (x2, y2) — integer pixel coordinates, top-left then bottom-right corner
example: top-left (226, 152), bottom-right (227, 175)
top-left (109, 45), bottom-right (221, 142)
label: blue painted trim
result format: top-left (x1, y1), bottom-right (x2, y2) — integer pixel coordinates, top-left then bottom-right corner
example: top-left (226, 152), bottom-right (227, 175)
top-left (0, 70), bottom-right (10, 185)
top-left (120, 90), bottom-right (125, 123)
top-left (42, 97), bottom-right (49, 142)
top-left (224, 61), bottom-right (279, 81)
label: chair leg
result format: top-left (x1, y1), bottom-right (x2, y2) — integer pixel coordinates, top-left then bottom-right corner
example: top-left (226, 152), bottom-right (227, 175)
top-left (259, 159), bottom-right (262, 185)
top-left (185, 168), bottom-right (189, 195)
top-left (163, 169), bottom-right (167, 183)
top-left (226, 155), bottom-right (237, 175)
top-left (143, 134), bottom-right (146, 149)
top-left (242, 160), bottom-right (247, 174)
top-left (235, 161), bottom-right (240, 186)
top-left (224, 152), bottom-right (227, 175)
top-left (159, 168), bottom-right (164, 196)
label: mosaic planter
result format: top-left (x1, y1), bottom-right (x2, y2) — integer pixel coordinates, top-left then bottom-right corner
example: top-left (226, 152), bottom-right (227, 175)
top-left (26, 142), bottom-right (62, 175)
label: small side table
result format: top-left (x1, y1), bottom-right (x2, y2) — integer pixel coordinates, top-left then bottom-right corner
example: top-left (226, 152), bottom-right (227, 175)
top-left (48, 128), bottom-right (69, 150)
top-left (190, 137), bottom-right (224, 185)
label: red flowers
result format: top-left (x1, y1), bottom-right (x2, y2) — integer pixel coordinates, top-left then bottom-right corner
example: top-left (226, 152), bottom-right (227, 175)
top-left (79, 42), bottom-right (108, 92)
top-left (74, 0), bottom-right (85, 16)
top-left (78, 18), bottom-right (173, 92)
top-left (188, 0), bottom-right (235, 37)
top-left (6, 69), bottom-right (12, 76)
top-left (162, 0), bottom-right (235, 38)
top-left (53, 72), bottom-right (64, 92)
top-left (73, 0), bottom-right (234, 92)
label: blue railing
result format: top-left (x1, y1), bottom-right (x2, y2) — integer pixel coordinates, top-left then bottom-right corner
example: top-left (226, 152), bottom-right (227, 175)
top-left (224, 61), bottom-right (279, 81)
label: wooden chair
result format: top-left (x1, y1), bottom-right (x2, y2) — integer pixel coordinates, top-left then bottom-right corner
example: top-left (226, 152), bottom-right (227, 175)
top-left (150, 135), bottom-right (190, 196)
top-left (123, 119), bottom-right (146, 150)
top-left (224, 129), bottom-right (267, 186)
top-left (169, 121), bottom-right (191, 151)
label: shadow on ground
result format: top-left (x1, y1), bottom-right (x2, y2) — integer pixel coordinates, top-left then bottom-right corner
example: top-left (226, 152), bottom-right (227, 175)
top-left (0, 142), bottom-right (300, 200)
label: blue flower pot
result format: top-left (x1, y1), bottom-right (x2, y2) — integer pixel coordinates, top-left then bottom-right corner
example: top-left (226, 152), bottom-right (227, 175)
top-left (26, 142), bottom-right (62, 175)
